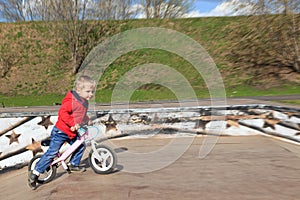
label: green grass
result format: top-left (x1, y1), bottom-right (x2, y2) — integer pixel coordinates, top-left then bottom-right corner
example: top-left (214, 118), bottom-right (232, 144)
top-left (0, 17), bottom-right (299, 107)
top-left (95, 88), bottom-right (178, 103)
top-left (275, 100), bottom-right (300, 106)
top-left (226, 84), bottom-right (300, 98)
top-left (0, 94), bottom-right (64, 107)
top-left (1, 84), bottom-right (299, 107)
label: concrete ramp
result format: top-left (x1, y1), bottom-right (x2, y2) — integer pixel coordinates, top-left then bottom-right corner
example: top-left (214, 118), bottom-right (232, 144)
top-left (0, 100), bottom-right (299, 169)
top-left (0, 136), bottom-right (299, 199)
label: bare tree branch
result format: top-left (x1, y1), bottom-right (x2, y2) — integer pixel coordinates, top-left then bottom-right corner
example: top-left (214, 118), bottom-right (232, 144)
top-left (139, 0), bottom-right (194, 19)
top-left (227, 0), bottom-right (300, 73)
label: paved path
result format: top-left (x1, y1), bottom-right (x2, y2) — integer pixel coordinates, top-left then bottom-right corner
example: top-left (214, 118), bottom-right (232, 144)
top-left (0, 136), bottom-right (299, 200)
top-left (1, 96), bottom-right (300, 117)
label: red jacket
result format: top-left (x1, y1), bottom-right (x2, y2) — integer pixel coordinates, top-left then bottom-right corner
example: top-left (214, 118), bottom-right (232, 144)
top-left (55, 91), bottom-right (89, 139)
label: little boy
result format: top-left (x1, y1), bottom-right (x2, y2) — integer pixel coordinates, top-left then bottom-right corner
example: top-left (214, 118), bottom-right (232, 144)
top-left (28, 75), bottom-right (96, 189)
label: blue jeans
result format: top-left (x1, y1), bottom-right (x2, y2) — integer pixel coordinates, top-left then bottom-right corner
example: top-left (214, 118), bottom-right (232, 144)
top-left (34, 126), bottom-right (85, 174)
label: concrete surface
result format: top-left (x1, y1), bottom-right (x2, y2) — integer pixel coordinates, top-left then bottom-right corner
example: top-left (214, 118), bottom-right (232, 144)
top-left (0, 135), bottom-right (299, 200)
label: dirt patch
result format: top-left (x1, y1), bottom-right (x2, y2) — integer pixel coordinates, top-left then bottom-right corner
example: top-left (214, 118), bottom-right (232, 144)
top-left (250, 66), bottom-right (300, 89)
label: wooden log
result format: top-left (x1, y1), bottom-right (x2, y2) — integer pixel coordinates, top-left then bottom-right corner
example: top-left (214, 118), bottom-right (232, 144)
top-left (0, 147), bottom-right (28, 161)
top-left (200, 114), bottom-right (266, 121)
top-left (0, 116), bottom-right (35, 137)
top-left (238, 121), bottom-right (300, 143)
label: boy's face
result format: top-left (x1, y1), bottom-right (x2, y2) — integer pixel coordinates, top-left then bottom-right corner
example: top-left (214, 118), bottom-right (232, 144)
top-left (77, 83), bottom-right (95, 100)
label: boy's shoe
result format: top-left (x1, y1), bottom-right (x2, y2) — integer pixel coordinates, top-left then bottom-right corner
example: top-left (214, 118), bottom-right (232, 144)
top-left (67, 163), bottom-right (86, 172)
top-left (28, 171), bottom-right (38, 190)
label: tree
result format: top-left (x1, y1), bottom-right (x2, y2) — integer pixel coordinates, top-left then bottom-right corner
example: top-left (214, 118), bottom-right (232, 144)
top-left (0, 0), bottom-right (27, 21)
top-left (228, 0), bottom-right (300, 73)
top-left (0, 0), bottom-right (139, 74)
top-left (48, 0), bottom-right (92, 74)
top-left (93, 0), bottom-right (140, 20)
top-left (138, 0), bottom-right (195, 18)
top-left (0, 43), bottom-right (15, 78)
top-left (46, 0), bottom-right (136, 74)
top-left (0, 0), bottom-right (196, 74)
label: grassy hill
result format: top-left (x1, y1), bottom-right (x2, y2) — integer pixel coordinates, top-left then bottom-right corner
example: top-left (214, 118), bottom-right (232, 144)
top-left (0, 17), bottom-right (299, 107)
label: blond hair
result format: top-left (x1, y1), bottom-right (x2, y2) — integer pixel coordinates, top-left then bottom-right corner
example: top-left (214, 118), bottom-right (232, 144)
top-left (74, 75), bottom-right (96, 91)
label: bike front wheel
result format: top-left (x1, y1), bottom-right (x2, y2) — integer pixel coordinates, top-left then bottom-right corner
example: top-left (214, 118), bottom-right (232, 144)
top-left (28, 154), bottom-right (57, 184)
top-left (88, 144), bottom-right (117, 174)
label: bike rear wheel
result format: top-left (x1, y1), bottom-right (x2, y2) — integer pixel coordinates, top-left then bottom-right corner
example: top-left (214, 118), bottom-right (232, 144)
top-left (28, 154), bottom-right (57, 184)
top-left (88, 144), bottom-right (117, 174)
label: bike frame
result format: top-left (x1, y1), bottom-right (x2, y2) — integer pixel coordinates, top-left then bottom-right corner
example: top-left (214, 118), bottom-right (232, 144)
top-left (50, 127), bottom-right (100, 170)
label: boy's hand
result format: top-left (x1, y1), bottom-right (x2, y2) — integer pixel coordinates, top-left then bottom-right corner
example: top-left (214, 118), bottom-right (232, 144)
top-left (70, 124), bottom-right (80, 131)
top-left (88, 120), bottom-right (93, 126)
